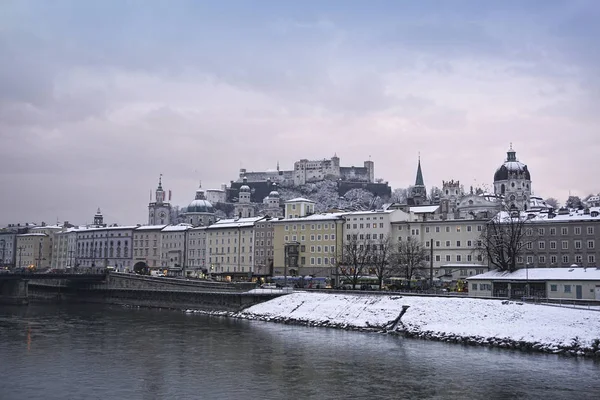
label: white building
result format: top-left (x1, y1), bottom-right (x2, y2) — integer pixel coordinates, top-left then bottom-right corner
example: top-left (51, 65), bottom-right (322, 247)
top-left (285, 198), bottom-right (315, 219)
top-left (187, 226), bottom-right (208, 272)
top-left (205, 186), bottom-right (227, 204)
top-left (52, 227), bottom-right (82, 269)
top-left (0, 231), bottom-right (18, 268)
top-left (161, 224), bottom-right (192, 270)
top-left (15, 233), bottom-right (52, 270)
top-left (234, 177), bottom-right (255, 219)
top-left (76, 226), bottom-right (135, 271)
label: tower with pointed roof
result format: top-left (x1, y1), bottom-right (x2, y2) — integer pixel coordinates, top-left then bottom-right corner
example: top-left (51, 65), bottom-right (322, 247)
top-left (93, 207), bottom-right (106, 227)
top-left (148, 175), bottom-right (172, 225)
top-left (408, 156), bottom-right (429, 206)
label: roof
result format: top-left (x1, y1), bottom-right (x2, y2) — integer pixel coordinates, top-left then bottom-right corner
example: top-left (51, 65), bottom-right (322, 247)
top-left (410, 205), bottom-right (440, 214)
top-left (415, 159), bottom-right (424, 186)
top-left (17, 233), bottom-right (48, 237)
top-left (207, 216), bottom-right (266, 229)
top-left (161, 224), bottom-right (193, 232)
top-left (272, 213), bottom-right (346, 223)
top-left (285, 197), bottom-right (315, 203)
top-left (134, 225), bottom-right (168, 231)
top-left (495, 207), bottom-right (600, 224)
top-left (468, 267), bottom-right (600, 281)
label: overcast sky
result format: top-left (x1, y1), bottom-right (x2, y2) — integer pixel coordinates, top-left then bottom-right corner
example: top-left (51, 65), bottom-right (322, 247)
top-left (1, 0), bottom-right (599, 226)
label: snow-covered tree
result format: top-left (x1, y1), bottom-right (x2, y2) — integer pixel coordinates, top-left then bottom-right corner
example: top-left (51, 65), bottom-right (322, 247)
top-left (390, 187), bottom-right (412, 203)
top-left (369, 236), bottom-right (395, 290)
top-left (565, 195), bottom-right (583, 209)
top-left (544, 197), bottom-right (560, 209)
top-left (337, 235), bottom-right (371, 289)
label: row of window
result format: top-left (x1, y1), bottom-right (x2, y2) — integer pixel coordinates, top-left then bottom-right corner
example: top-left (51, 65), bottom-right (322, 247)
top-left (284, 223), bottom-right (336, 231)
top-left (472, 283), bottom-right (491, 291)
top-left (285, 234), bottom-right (336, 242)
top-left (208, 256), bottom-right (252, 264)
top-left (414, 225), bottom-right (484, 233)
top-left (209, 246), bottom-right (253, 254)
top-left (346, 223), bottom-right (386, 230)
top-left (526, 240), bottom-right (595, 250)
top-left (527, 226), bottom-right (595, 236)
top-left (519, 254), bottom-right (596, 265)
top-left (432, 254), bottom-right (484, 262)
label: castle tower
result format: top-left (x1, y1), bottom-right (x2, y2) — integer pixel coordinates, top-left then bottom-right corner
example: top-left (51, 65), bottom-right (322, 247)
top-left (364, 157), bottom-right (374, 183)
top-left (234, 177), bottom-right (255, 218)
top-left (441, 180), bottom-right (462, 212)
top-left (93, 207), bottom-right (105, 227)
top-left (148, 175), bottom-right (172, 225)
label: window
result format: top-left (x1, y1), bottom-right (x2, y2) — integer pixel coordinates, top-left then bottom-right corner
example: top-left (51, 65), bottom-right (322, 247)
top-left (436, 241), bottom-right (440, 247)
top-left (589, 255), bottom-right (596, 264)
top-left (539, 256), bottom-right (546, 264)
top-left (445, 240), bottom-right (450, 247)
top-left (456, 226), bottom-right (461, 232)
top-left (425, 227), bottom-right (430, 233)
top-left (425, 241), bottom-right (430, 247)
top-left (445, 255), bottom-right (451, 262)
top-left (561, 227), bottom-right (568, 235)
top-left (588, 240), bottom-right (595, 249)
top-left (435, 255), bottom-right (441, 262)
top-left (538, 241), bottom-right (545, 249)
top-left (564, 285), bottom-right (571, 293)
top-left (435, 226), bottom-right (440, 233)
top-left (456, 255), bottom-right (462, 262)
top-left (480, 284), bottom-right (491, 291)
top-left (456, 240), bottom-right (461, 247)
top-left (575, 240), bottom-right (582, 249)
top-left (538, 227), bottom-right (545, 235)
top-left (562, 255), bottom-right (569, 264)
top-left (526, 242), bottom-right (533, 250)
top-left (467, 226), bottom-right (472, 232)
top-left (587, 226), bottom-right (594, 235)
top-left (550, 241), bottom-right (556, 250)
top-left (550, 284), bottom-right (557, 292)
top-left (574, 227), bottom-right (581, 235)
top-left (551, 255), bottom-right (557, 264)
top-left (467, 255), bottom-right (472, 262)
top-left (477, 225), bottom-right (483, 232)
top-left (576, 255), bottom-right (583, 264)
top-left (550, 227), bottom-right (556, 235)
top-left (561, 241), bottom-right (569, 250)
top-left (445, 227), bottom-right (450, 233)
top-left (526, 256), bottom-right (533, 264)
top-left (471, 283), bottom-right (478, 291)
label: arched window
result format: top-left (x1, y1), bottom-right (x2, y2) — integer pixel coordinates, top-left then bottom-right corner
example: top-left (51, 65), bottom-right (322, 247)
top-left (501, 184), bottom-right (505, 194)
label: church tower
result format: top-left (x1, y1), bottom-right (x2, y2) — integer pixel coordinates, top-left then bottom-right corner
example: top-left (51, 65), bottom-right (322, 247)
top-left (148, 175), bottom-right (172, 225)
top-left (409, 156), bottom-right (428, 206)
top-left (234, 177), bottom-right (255, 218)
top-left (93, 207), bottom-right (106, 227)
top-left (493, 144), bottom-right (532, 210)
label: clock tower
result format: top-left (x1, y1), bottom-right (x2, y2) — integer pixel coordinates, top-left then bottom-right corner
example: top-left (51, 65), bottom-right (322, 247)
top-left (148, 175), bottom-right (172, 225)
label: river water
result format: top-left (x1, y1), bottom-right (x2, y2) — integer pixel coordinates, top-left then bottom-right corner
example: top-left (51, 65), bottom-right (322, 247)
top-left (0, 304), bottom-right (599, 400)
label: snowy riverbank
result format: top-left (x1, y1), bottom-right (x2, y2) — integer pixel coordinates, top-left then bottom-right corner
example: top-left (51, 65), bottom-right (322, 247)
top-left (189, 292), bottom-right (600, 357)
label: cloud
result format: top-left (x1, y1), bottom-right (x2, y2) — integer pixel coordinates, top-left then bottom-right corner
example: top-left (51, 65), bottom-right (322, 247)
top-left (1, 0), bottom-right (599, 225)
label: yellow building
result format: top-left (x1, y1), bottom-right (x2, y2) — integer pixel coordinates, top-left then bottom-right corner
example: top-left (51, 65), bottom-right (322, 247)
top-left (272, 213), bottom-right (345, 278)
top-left (15, 233), bottom-right (52, 270)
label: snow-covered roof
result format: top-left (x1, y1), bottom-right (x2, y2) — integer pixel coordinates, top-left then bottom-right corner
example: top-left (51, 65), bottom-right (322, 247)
top-left (135, 225), bottom-right (168, 231)
top-left (341, 209), bottom-right (395, 217)
top-left (441, 263), bottom-right (488, 269)
top-left (207, 216), bottom-right (265, 229)
top-left (272, 213), bottom-right (346, 223)
top-left (285, 197), bottom-right (315, 203)
top-left (468, 267), bottom-right (600, 281)
top-left (161, 224), bottom-right (193, 232)
top-left (410, 205), bottom-right (440, 214)
top-left (495, 207), bottom-right (600, 223)
top-left (17, 233), bottom-right (48, 237)
top-left (30, 225), bottom-right (63, 230)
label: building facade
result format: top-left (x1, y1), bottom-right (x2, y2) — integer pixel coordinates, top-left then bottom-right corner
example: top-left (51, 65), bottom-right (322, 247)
top-left (187, 227), bottom-right (208, 272)
top-left (161, 224), bottom-right (191, 270)
top-left (133, 225), bottom-right (166, 270)
top-left (148, 176), bottom-right (172, 225)
top-left (253, 217), bottom-right (275, 277)
top-left (0, 231), bottom-right (18, 269)
top-left (76, 226), bottom-right (135, 271)
top-left (493, 145), bottom-right (532, 210)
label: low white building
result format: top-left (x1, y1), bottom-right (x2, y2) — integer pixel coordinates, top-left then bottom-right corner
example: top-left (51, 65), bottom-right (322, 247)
top-left (187, 226), bottom-right (208, 272)
top-left (76, 226), bottom-right (135, 271)
top-left (468, 267), bottom-right (600, 301)
top-left (52, 227), bottom-right (82, 269)
top-left (161, 224), bottom-right (192, 271)
top-left (133, 225), bottom-right (166, 270)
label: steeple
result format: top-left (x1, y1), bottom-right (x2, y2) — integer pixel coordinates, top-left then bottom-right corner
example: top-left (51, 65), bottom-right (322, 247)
top-left (415, 154), bottom-right (424, 186)
top-left (156, 174), bottom-right (165, 204)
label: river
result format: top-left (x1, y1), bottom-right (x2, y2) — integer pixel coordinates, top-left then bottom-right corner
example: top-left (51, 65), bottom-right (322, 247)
top-left (0, 304), bottom-right (599, 400)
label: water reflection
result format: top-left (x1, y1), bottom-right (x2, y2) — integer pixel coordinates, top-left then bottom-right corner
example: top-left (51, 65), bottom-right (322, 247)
top-left (0, 304), bottom-right (598, 400)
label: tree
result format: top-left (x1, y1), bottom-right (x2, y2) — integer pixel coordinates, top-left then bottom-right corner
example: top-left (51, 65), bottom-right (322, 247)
top-left (392, 237), bottom-right (428, 290)
top-left (390, 187), bottom-right (412, 204)
top-left (544, 197), bottom-right (559, 209)
top-left (565, 195), bottom-right (583, 209)
top-left (369, 236), bottom-right (395, 290)
top-left (337, 235), bottom-right (371, 289)
top-left (476, 208), bottom-right (536, 272)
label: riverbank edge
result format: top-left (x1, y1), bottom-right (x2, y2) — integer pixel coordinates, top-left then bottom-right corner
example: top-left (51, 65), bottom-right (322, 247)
top-left (185, 308), bottom-right (600, 359)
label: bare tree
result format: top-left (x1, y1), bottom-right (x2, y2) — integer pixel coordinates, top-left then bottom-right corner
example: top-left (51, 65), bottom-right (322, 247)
top-left (370, 236), bottom-right (395, 290)
top-left (476, 208), bottom-right (537, 272)
top-left (337, 234), bottom-right (371, 289)
top-left (392, 237), bottom-right (428, 290)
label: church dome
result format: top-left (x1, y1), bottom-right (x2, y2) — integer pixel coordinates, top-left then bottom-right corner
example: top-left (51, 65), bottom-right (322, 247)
top-left (187, 199), bottom-right (214, 213)
top-left (240, 184), bottom-right (250, 193)
top-left (494, 146), bottom-right (531, 182)
top-left (269, 190), bottom-right (280, 198)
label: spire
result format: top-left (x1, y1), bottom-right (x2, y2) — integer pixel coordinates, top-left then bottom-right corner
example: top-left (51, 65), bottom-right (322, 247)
top-left (95, 207), bottom-right (102, 215)
top-left (415, 155), bottom-right (424, 186)
top-left (276, 161), bottom-right (280, 171)
top-left (158, 174), bottom-right (163, 190)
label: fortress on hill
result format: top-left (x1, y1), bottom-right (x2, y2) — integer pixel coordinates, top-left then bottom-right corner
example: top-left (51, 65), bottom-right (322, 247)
top-left (237, 154), bottom-right (375, 187)
top-left (229, 154), bottom-right (390, 203)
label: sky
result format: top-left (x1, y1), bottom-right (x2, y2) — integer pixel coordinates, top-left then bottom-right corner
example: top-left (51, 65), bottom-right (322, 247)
top-left (1, 0), bottom-right (599, 226)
